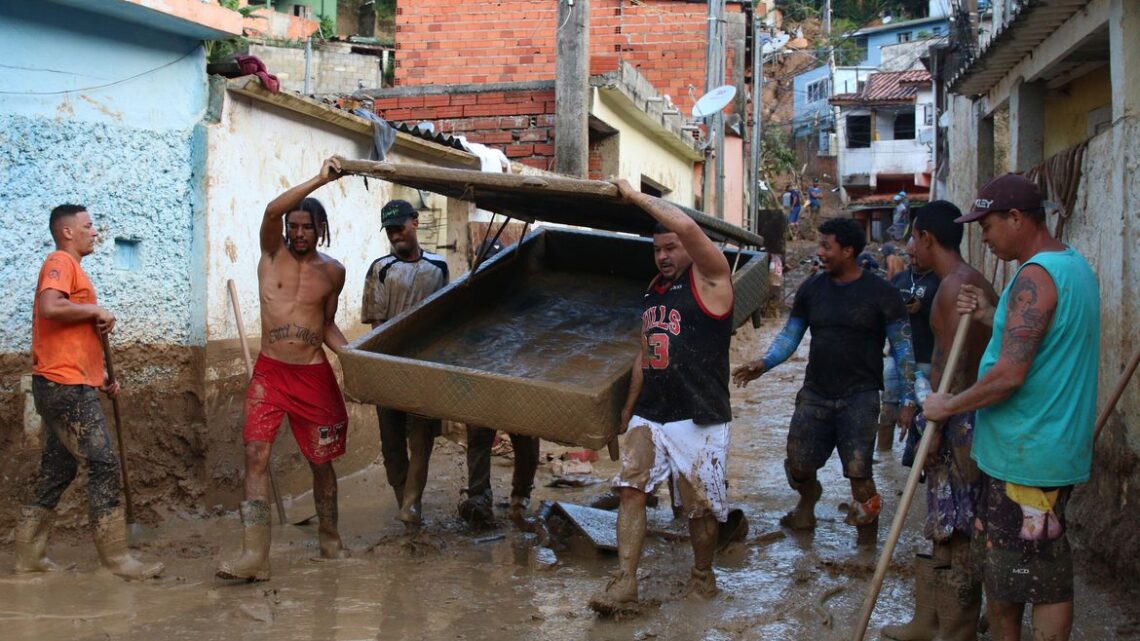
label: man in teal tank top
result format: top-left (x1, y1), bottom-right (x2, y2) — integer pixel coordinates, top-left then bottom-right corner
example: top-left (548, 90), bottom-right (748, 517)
top-left (924, 174), bottom-right (1099, 641)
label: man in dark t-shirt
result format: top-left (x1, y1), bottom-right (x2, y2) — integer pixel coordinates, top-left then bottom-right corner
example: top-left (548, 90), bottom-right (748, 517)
top-left (734, 218), bottom-right (917, 541)
top-left (880, 260), bottom-right (939, 450)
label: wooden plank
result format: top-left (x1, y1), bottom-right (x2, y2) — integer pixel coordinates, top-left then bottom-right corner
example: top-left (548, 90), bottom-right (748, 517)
top-left (336, 159), bottom-right (766, 247)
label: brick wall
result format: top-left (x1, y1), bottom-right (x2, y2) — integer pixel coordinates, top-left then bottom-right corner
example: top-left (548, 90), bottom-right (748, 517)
top-left (371, 86), bottom-right (558, 170)
top-left (394, 0), bottom-right (740, 115)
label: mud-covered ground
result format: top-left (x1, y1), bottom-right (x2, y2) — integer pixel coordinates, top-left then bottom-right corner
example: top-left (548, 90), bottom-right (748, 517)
top-left (1, 320), bottom-right (1136, 641)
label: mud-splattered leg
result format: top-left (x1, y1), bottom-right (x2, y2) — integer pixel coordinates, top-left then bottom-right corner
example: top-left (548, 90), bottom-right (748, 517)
top-left (312, 461), bottom-right (349, 559)
top-left (377, 407), bottom-right (409, 508)
top-left (590, 425), bottom-right (654, 616)
top-left (677, 475), bottom-right (719, 599)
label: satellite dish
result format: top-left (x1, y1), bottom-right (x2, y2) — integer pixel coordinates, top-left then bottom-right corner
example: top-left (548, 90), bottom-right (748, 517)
top-left (762, 32), bottom-right (790, 54)
top-left (692, 85), bottom-right (737, 119)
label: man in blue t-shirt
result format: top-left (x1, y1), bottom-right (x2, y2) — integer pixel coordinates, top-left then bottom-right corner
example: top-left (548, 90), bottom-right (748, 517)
top-left (925, 174), bottom-right (1099, 641)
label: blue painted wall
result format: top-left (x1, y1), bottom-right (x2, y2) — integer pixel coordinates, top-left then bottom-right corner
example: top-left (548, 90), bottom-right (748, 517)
top-left (793, 64), bottom-right (832, 138)
top-left (0, 1), bottom-right (208, 351)
top-left (858, 18), bottom-right (949, 68)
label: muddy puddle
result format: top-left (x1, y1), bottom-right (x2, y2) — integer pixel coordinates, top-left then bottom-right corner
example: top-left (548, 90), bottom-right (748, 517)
top-left (0, 320), bottom-right (1135, 641)
top-left (402, 271), bottom-right (644, 386)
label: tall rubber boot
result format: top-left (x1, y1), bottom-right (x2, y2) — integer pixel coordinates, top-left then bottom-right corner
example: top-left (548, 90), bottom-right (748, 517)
top-left (398, 422), bottom-right (433, 527)
top-left (881, 554), bottom-right (940, 640)
top-left (93, 506), bottom-right (164, 581)
top-left (780, 462), bottom-right (821, 530)
top-left (215, 500), bottom-right (270, 582)
top-left (14, 505), bottom-right (64, 573)
top-left (932, 565), bottom-right (981, 641)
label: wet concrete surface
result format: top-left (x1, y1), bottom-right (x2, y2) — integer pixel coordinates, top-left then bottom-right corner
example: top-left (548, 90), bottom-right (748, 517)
top-left (1, 321), bottom-right (1136, 641)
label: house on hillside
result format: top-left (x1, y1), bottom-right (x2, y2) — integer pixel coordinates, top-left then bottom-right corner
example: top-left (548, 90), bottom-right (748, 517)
top-left (791, 6), bottom-right (949, 174)
top-left (830, 69), bottom-right (934, 237)
top-left (938, 0), bottom-right (1136, 582)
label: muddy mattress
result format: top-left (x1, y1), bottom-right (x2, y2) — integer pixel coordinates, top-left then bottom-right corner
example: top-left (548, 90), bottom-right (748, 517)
top-left (341, 227), bottom-right (768, 449)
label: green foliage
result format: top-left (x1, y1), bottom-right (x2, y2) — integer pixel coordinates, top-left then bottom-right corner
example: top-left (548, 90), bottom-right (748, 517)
top-left (206, 0), bottom-right (259, 63)
top-left (318, 14), bottom-right (336, 39)
top-left (761, 127), bottom-right (797, 178)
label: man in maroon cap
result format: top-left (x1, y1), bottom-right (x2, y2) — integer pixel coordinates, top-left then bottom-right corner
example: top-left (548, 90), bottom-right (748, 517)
top-left (924, 174), bottom-right (1099, 641)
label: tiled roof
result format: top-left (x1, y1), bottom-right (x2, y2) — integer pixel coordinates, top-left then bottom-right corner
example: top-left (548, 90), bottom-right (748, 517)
top-left (830, 70), bottom-right (932, 106)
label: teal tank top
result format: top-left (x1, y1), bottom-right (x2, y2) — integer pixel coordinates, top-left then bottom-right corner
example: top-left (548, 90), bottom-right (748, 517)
top-left (972, 247), bottom-right (1100, 486)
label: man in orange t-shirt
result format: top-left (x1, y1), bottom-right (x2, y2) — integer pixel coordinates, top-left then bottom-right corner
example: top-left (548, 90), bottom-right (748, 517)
top-left (15, 204), bottom-right (164, 581)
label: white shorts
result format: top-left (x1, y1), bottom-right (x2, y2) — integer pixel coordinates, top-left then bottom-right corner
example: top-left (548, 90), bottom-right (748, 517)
top-left (612, 415), bottom-right (731, 522)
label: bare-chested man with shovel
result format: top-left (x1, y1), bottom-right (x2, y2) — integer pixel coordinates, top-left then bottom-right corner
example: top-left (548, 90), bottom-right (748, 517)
top-left (217, 157), bottom-right (351, 582)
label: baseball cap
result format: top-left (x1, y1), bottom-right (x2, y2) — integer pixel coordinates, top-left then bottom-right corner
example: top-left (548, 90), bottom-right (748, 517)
top-left (956, 173), bottom-right (1042, 223)
top-left (381, 199), bottom-right (417, 228)
top-left (892, 191), bottom-right (906, 201)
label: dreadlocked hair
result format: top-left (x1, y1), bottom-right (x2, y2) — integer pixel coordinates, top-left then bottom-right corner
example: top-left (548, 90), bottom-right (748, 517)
top-left (286, 197), bottom-right (332, 247)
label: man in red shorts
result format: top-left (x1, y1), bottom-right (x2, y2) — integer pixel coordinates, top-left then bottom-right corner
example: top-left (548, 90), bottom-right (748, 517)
top-left (217, 157), bottom-right (352, 582)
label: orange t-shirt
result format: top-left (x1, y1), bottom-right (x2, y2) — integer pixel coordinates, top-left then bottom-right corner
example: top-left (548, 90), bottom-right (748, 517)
top-left (32, 251), bottom-right (104, 387)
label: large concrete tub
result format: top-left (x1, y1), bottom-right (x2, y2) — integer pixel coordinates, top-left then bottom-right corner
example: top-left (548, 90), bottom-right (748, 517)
top-left (341, 227), bottom-right (768, 449)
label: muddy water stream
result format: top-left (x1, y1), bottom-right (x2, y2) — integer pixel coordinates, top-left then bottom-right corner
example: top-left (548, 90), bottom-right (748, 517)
top-left (0, 321), bottom-right (1134, 641)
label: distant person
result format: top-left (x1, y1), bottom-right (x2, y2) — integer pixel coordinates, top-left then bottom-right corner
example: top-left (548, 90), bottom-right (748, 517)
top-left (734, 218), bottom-right (917, 543)
top-left (16, 204), bottom-right (164, 581)
top-left (889, 191), bottom-right (910, 240)
top-left (925, 175), bottom-right (1100, 641)
top-left (590, 180), bottom-right (735, 616)
top-left (882, 243), bottom-right (906, 281)
top-left (787, 186), bottom-right (803, 239)
top-left (217, 157), bottom-right (351, 583)
top-left (362, 199), bottom-right (449, 531)
top-left (806, 179), bottom-right (824, 236)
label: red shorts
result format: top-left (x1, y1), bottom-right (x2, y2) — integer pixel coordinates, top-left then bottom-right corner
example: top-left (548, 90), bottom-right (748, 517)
top-left (243, 354), bottom-right (348, 464)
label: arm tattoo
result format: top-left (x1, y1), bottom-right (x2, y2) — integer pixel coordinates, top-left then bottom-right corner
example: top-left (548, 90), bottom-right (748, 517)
top-left (887, 320), bottom-right (917, 403)
top-left (1004, 276), bottom-right (1052, 364)
top-left (762, 316), bottom-right (808, 371)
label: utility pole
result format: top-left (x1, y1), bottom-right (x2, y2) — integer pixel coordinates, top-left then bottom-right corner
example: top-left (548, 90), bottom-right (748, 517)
top-left (555, 0), bottom-right (589, 177)
top-left (749, 19), bottom-right (765, 234)
top-left (702, 0), bottom-right (725, 218)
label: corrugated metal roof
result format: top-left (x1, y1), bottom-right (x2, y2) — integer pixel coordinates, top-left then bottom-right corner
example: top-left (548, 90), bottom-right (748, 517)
top-left (830, 70), bottom-right (931, 106)
top-left (390, 121), bottom-right (468, 151)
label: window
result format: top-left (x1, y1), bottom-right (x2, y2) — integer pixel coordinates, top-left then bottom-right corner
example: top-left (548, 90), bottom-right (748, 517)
top-left (293, 4), bottom-right (311, 19)
top-left (894, 109), bottom-right (916, 140)
top-left (897, 31), bottom-right (912, 43)
top-left (807, 78), bottom-right (831, 104)
top-left (847, 115), bottom-right (871, 148)
top-left (923, 104), bottom-right (934, 126)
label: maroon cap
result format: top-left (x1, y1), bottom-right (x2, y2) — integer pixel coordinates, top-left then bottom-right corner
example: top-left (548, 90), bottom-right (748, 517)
top-left (955, 173), bottom-right (1043, 223)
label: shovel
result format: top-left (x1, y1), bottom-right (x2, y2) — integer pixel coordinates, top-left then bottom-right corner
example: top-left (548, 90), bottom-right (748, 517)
top-left (100, 333), bottom-right (148, 543)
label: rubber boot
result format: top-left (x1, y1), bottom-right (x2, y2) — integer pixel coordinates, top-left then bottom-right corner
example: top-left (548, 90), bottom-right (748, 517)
top-left (780, 465), bottom-right (821, 530)
top-left (457, 488), bottom-right (495, 529)
top-left (398, 426), bottom-right (433, 528)
top-left (14, 506), bottom-right (64, 573)
top-left (216, 500), bottom-right (270, 582)
top-left (881, 554), bottom-right (940, 640)
top-left (685, 513), bottom-right (719, 599)
top-left (932, 565), bottom-right (981, 641)
top-left (93, 506), bottom-right (164, 581)
top-left (507, 495), bottom-right (529, 529)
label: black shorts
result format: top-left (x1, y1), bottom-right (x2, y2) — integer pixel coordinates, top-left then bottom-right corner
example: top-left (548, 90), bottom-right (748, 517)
top-left (975, 473), bottom-right (1074, 604)
top-left (786, 387), bottom-right (880, 479)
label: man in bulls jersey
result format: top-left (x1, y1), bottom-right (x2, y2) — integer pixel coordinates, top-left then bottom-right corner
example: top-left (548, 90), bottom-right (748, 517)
top-left (589, 180), bottom-right (735, 616)
top-left (733, 218), bottom-right (917, 543)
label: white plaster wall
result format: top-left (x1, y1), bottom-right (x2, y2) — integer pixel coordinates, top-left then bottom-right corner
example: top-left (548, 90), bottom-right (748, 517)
top-left (204, 93), bottom-right (437, 343)
top-left (592, 90), bottom-right (696, 207)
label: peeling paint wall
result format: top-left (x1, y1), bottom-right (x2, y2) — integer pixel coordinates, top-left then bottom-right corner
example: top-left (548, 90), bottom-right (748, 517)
top-left (0, 2), bottom-right (212, 528)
